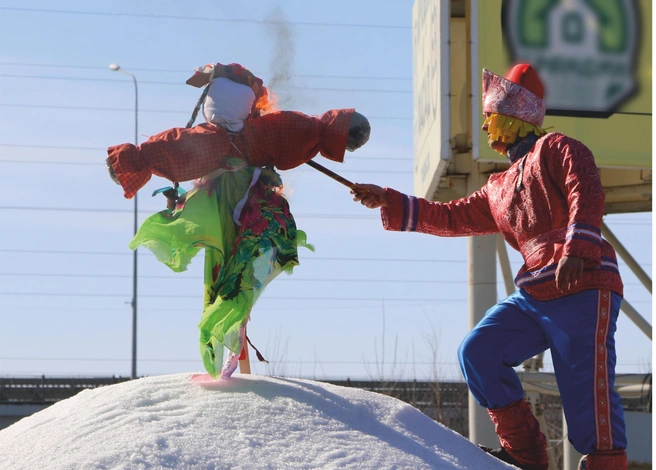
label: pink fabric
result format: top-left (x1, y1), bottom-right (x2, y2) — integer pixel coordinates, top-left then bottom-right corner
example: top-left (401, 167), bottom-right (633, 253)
top-left (482, 68), bottom-right (545, 126)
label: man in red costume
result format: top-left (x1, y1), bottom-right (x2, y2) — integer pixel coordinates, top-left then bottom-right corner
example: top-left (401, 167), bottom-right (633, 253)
top-left (352, 64), bottom-right (627, 470)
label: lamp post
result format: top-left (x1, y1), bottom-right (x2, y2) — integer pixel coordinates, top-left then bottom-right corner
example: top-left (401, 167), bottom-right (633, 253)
top-left (109, 63), bottom-right (139, 380)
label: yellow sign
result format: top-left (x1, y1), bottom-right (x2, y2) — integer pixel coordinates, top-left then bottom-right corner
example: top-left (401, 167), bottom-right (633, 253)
top-left (474, 0), bottom-right (651, 168)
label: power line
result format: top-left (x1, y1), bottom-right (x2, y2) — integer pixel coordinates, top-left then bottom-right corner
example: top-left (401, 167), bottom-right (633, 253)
top-left (0, 292), bottom-right (465, 302)
top-left (0, 249), bottom-right (468, 263)
top-left (0, 74), bottom-right (412, 94)
top-left (0, 304), bottom-right (452, 313)
top-left (0, 103), bottom-right (412, 121)
top-left (0, 62), bottom-right (412, 81)
top-left (1, 291), bottom-right (651, 304)
top-left (1, 272), bottom-right (646, 287)
top-left (0, 143), bottom-right (107, 151)
top-left (0, 272), bottom-right (463, 284)
top-left (0, 159), bottom-right (412, 168)
top-left (0, 206), bottom-right (396, 217)
top-left (0, 357), bottom-right (647, 367)
top-left (0, 205), bottom-right (650, 227)
top-left (0, 249), bottom-right (651, 267)
top-left (0, 144), bottom-right (413, 163)
top-left (0, 7), bottom-right (412, 30)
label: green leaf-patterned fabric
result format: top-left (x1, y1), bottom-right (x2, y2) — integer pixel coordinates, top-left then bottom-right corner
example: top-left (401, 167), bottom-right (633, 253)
top-left (129, 166), bottom-right (312, 377)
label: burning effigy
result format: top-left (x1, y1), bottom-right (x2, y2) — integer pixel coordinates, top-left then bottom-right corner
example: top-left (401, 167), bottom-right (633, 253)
top-left (105, 62), bottom-right (370, 379)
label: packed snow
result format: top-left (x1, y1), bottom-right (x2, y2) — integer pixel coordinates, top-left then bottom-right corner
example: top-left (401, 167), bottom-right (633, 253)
top-left (0, 373), bottom-right (515, 469)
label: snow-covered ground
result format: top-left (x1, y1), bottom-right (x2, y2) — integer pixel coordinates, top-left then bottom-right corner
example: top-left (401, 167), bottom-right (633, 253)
top-left (0, 373), bottom-right (515, 469)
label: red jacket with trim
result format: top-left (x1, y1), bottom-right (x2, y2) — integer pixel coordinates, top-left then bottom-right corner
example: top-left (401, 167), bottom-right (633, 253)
top-left (381, 132), bottom-right (623, 301)
top-left (107, 109), bottom-right (354, 199)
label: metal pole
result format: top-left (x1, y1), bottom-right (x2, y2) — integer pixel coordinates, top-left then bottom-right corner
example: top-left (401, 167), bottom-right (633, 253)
top-left (110, 63), bottom-right (139, 380)
top-left (563, 408), bottom-right (584, 470)
top-left (620, 299), bottom-right (652, 340)
top-left (467, 166), bottom-right (499, 448)
top-left (601, 220), bottom-right (652, 294)
top-left (130, 72), bottom-right (138, 380)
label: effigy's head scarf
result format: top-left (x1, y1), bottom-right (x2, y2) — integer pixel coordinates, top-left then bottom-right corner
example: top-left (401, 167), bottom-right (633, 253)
top-left (186, 62), bottom-right (275, 126)
top-left (481, 64), bottom-right (550, 156)
top-left (203, 77), bottom-right (256, 132)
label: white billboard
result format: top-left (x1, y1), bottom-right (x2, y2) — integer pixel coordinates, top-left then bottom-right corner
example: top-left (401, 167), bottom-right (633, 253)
top-left (412, 0), bottom-right (451, 199)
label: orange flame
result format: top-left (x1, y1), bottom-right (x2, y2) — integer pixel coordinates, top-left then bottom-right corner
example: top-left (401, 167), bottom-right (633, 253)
top-left (272, 183), bottom-right (294, 199)
top-left (255, 87), bottom-right (280, 115)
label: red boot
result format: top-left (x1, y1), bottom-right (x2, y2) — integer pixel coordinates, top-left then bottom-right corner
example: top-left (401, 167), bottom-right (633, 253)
top-left (579, 449), bottom-right (627, 470)
top-left (487, 398), bottom-right (549, 470)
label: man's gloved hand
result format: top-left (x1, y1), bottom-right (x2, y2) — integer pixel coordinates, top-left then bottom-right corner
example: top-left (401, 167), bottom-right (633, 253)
top-left (346, 111), bottom-right (371, 152)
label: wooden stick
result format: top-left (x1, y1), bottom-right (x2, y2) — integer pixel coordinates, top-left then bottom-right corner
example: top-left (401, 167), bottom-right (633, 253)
top-left (238, 327), bottom-right (251, 375)
top-left (305, 160), bottom-right (356, 190)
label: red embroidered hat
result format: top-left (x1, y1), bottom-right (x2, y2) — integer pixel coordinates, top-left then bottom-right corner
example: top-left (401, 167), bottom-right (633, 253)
top-left (482, 63), bottom-right (546, 126)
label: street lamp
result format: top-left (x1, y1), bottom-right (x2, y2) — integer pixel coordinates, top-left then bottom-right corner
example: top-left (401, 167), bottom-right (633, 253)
top-left (109, 63), bottom-right (139, 380)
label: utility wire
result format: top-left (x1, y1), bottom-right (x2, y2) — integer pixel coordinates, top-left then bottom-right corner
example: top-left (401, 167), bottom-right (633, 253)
top-left (3, 292), bottom-right (649, 304)
top-left (0, 74), bottom-right (412, 94)
top-left (0, 7), bottom-right (412, 30)
top-left (0, 206), bottom-right (650, 227)
top-left (0, 206), bottom-right (393, 217)
top-left (0, 248), bottom-right (472, 264)
top-left (0, 160), bottom-right (412, 171)
top-left (0, 103), bottom-right (412, 121)
top-left (0, 249), bottom-right (468, 263)
top-left (0, 272), bottom-right (645, 287)
top-left (0, 305), bottom-right (457, 313)
top-left (0, 292), bottom-right (464, 302)
top-left (0, 249), bottom-right (650, 267)
top-left (0, 272), bottom-right (645, 288)
top-left (0, 272), bottom-right (463, 284)
top-left (0, 62), bottom-right (412, 81)
top-left (0, 357), bottom-right (646, 367)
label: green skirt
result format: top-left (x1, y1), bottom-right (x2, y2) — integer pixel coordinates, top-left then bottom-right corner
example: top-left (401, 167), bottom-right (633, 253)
top-left (129, 165), bottom-right (311, 377)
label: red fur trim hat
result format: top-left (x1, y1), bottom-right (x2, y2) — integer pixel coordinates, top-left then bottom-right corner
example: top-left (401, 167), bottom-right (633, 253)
top-left (482, 63), bottom-right (546, 126)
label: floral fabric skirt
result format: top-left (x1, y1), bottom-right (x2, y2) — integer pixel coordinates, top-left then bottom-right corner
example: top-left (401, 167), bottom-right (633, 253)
top-left (129, 165), bottom-right (310, 377)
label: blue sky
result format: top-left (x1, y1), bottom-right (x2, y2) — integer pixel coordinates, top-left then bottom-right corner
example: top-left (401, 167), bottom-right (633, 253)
top-left (0, 0), bottom-right (651, 381)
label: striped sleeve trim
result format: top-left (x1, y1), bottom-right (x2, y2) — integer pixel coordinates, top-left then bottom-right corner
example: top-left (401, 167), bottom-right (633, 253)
top-left (412, 196), bottom-right (419, 231)
top-left (600, 257), bottom-right (620, 274)
top-left (515, 264), bottom-right (558, 288)
top-left (566, 224), bottom-right (602, 244)
top-left (571, 222), bottom-right (601, 233)
top-left (515, 258), bottom-right (620, 288)
top-left (400, 195), bottom-right (420, 232)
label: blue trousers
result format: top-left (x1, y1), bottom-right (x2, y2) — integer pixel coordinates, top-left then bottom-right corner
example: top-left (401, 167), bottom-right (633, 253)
top-left (457, 289), bottom-right (626, 454)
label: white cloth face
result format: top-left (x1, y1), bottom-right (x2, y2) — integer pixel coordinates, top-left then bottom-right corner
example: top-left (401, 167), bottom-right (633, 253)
top-left (203, 77), bottom-right (256, 132)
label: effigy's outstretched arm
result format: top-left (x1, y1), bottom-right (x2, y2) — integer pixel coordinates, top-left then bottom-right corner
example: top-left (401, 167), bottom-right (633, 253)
top-left (106, 109), bottom-right (371, 199)
top-left (243, 109), bottom-right (369, 170)
top-left (106, 124), bottom-right (234, 199)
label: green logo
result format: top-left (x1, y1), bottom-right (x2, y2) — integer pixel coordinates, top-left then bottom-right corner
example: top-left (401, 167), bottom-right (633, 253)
top-left (502, 0), bottom-right (639, 116)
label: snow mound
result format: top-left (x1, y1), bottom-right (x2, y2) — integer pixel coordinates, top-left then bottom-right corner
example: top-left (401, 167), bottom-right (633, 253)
top-left (0, 373), bottom-right (513, 469)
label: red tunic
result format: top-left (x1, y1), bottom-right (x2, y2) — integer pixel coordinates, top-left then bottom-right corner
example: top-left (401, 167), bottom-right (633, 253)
top-left (382, 132), bottom-right (623, 301)
top-left (107, 109), bottom-right (354, 199)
